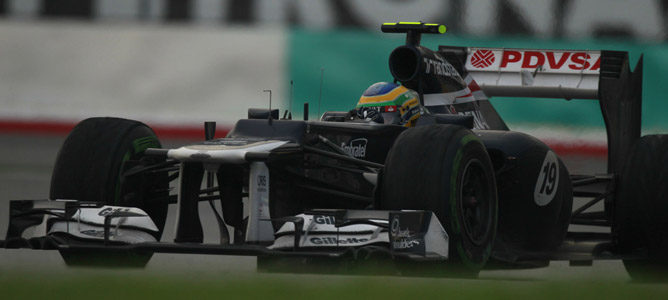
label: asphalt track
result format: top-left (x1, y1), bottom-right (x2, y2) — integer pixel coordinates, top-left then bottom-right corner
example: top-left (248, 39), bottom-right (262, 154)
top-left (0, 133), bottom-right (631, 281)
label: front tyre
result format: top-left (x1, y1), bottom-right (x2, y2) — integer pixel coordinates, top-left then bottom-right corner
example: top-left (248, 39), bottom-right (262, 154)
top-left (380, 125), bottom-right (498, 276)
top-left (50, 117), bottom-right (168, 267)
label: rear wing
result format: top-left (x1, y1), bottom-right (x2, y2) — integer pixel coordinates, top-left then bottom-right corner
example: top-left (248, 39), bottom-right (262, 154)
top-left (438, 46), bottom-right (643, 174)
top-left (458, 48), bottom-right (601, 99)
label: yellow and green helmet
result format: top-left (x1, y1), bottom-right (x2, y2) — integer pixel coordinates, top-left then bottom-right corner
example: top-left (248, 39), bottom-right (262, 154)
top-left (356, 82), bottom-right (421, 127)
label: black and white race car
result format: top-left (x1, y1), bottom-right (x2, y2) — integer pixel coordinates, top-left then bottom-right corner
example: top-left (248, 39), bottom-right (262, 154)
top-left (3, 22), bottom-right (664, 280)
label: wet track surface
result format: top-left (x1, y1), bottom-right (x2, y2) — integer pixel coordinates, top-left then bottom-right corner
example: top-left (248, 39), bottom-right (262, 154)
top-left (0, 133), bottom-right (631, 281)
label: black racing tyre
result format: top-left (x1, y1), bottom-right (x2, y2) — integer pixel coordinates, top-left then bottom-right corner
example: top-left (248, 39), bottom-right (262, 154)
top-left (50, 117), bottom-right (168, 267)
top-left (615, 134), bottom-right (668, 281)
top-left (379, 124), bottom-right (498, 276)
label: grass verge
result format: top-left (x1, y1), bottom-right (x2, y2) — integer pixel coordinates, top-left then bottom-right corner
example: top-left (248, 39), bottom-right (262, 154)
top-left (1, 271), bottom-right (667, 300)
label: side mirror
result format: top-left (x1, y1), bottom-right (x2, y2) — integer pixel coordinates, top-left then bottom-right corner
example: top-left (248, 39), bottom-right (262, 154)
top-left (320, 111), bottom-right (350, 122)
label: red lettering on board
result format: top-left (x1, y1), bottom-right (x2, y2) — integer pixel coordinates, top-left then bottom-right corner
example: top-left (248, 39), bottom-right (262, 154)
top-left (521, 51), bottom-right (545, 68)
top-left (546, 52), bottom-right (571, 69)
top-left (500, 50), bottom-right (521, 68)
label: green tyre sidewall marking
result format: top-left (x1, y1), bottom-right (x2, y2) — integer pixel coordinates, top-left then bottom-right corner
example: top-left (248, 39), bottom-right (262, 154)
top-left (113, 135), bottom-right (161, 205)
top-left (449, 133), bottom-right (496, 270)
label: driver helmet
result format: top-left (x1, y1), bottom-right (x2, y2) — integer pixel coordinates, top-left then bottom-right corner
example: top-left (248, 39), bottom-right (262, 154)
top-left (356, 82), bottom-right (421, 127)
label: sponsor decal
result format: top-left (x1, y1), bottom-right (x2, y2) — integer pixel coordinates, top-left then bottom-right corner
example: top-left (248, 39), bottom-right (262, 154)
top-left (394, 239), bottom-right (421, 249)
top-left (98, 207), bottom-right (130, 217)
top-left (423, 55), bottom-right (460, 77)
top-left (467, 49), bottom-right (601, 73)
top-left (390, 216), bottom-right (410, 237)
top-left (390, 216), bottom-right (422, 250)
top-left (313, 215), bottom-right (336, 225)
top-left (258, 176), bottom-right (266, 186)
top-left (470, 49), bottom-right (495, 68)
top-left (500, 50), bottom-right (599, 71)
top-left (341, 138), bottom-right (367, 158)
top-left (257, 174), bottom-right (267, 191)
top-left (310, 237), bottom-right (369, 245)
top-left (534, 150), bottom-right (560, 206)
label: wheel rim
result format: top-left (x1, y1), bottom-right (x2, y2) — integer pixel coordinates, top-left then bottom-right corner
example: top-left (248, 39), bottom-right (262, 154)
top-left (459, 159), bottom-right (493, 246)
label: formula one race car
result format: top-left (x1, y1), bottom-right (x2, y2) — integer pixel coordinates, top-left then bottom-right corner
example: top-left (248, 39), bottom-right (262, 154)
top-left (2, 22), bottom-right (665, 280)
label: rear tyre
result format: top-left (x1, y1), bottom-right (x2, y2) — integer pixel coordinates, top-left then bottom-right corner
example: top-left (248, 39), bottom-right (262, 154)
top-left (50, 117), bottom-right (168, 267)
top-left (379, 124), bottom-right (498, 276)
top-left (615, 134), bottom-right (668, 281)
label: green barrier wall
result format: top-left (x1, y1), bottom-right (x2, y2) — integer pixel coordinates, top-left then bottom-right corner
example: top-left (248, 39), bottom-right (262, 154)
top-left (288, 29), bottom-right (668, 132)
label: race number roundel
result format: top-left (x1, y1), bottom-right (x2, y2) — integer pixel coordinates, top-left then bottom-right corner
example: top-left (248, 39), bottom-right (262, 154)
top-left (534, 150), bottom-right (559, 206)
top-left (470, 49), bottom-right (495, 68)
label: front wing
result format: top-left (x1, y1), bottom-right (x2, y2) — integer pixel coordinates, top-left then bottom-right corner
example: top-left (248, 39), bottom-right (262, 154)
top-left (1, 200), bottom-right (450, 264)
